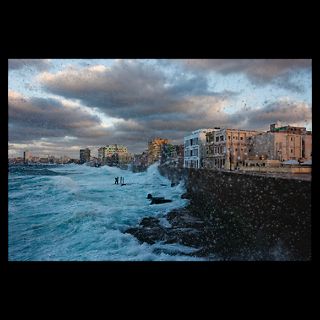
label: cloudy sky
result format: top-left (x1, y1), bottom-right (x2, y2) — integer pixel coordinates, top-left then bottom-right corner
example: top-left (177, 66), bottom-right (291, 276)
top-left (8, 59), bottom-right (312, 158)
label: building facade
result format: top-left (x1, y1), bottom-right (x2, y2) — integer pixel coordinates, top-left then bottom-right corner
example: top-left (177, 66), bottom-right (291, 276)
top-left (184, 129), bottom-right (217, 169)
top-left (80, 148), bottom-right (91, 164)
top-left (23, 150), bottom-right (32, 163)
top-left (147, 138), bottom-right (169, 165)
top-left (204, 128), bottom-right (260, 170)
top-left (248, 124), bottom-right (312, 162)
top-left (98, 144), bottom-right (128, 165)
top-left (160, 144), bottom-right (184, 168)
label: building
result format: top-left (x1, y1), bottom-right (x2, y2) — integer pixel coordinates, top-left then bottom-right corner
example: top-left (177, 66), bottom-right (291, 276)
top-left (98, 144), bottom-right (128, 158)
top-left (80, 148), bottom-right (91, 164)
top-left (39, 157), bottom-right (49, 164)
top-left (31, 156), bottom-right (40, 163)
top-left (23, 150), bottom-right (32, 163)
top-left (118, 152), bottom-right (133, 165)
top-left (98, 144), bottom-right (129, 166)
top-left (184, 129), bottom-right (218, 169)
top-left (132, 151), bottom-right (148, 172)
top-left (204, 128), bottom-right (260, 170)
top-left (160, 144), bottom-right (184, 168)
top-left (270, 122), bottom-right (307, 135)
top-left (248, 124), bottom-right (312, 162)
top-left (98, 144), bottom-right (128, 165)
top-left (147, 138), bottom-right (169, 165)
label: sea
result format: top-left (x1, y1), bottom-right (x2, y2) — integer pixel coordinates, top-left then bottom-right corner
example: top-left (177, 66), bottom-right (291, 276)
top-left (8, 163), bottom-right (205, 261)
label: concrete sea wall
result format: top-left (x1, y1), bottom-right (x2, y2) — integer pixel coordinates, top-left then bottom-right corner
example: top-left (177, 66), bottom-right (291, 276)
top-left (158, 165), bottom-right (311, 260)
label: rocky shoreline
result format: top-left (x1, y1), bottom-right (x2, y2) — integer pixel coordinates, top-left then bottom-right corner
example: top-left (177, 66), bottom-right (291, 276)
top-left (125, 165), bottom-right (311, 261)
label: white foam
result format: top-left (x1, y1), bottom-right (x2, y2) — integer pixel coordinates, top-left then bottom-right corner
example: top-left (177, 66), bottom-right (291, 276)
top-left (9, 163), bottom-right (199, 261)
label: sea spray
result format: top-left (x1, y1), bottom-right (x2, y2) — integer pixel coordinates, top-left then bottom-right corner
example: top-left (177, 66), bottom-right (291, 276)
top-left (9, 163), bottom-right (204, 261)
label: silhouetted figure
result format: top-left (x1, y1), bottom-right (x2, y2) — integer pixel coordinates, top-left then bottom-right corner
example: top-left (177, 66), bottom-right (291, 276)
top-left (115, 177), bottom-right (119, 184)
top-left (147, 193), bottom-right (172, 205)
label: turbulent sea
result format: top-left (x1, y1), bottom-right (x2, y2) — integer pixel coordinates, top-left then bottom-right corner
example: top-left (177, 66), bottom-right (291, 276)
top-left (9, 163), bottom-right (204, 261)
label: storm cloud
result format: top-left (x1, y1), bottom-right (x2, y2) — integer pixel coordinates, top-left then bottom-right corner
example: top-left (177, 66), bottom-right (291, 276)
top-left (9, 59), bottom-right (51, 71)
top-left (9, 59), bottom-right (312, 157)
top-left (8, 90), bottom-right (111, 144)
top-left (240, 99), bottom-right (312, 129)
top-left (177, 59), bottom-right (311, 90)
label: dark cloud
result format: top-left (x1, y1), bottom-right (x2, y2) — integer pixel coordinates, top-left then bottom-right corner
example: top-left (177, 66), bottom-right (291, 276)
top-left (9, 59), bottom-right (51, 71)
top-left (39, 60), bottom-right (238, 121)
top-left (177, 59), bottom-right (311, 90)
top-left (8, 91), bottom-right (110, 143)
top-left (9, 60), bottom-right (311, 157)
top-left (234, 100), bottom-right (312, 130)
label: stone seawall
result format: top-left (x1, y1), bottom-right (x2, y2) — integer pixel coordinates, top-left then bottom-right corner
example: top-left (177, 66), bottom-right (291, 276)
top-left (158, 165), bottom-right (311, 260)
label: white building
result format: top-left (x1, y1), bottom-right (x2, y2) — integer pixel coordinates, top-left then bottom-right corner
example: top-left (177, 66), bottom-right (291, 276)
top-left (184, 128), bottom-right (218, 168)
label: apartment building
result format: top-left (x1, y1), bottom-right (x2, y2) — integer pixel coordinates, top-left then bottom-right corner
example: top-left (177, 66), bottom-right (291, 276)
top-left (204, 128), bottom-right (260, 170)
top-left (184, 128), bottom-right (218, 168)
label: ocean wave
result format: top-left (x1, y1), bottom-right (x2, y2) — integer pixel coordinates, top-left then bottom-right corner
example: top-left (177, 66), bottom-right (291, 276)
top-left (8, 163), bottom-right (199, 261)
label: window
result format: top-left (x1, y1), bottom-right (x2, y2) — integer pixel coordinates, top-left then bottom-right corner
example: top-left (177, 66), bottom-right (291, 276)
top-left (235, 148), bottom-right (238, 152)
top-left (216, 137), bottom-right (219, 142)
top-left (240, 137), bottom-right (243, 140)
top-left (190, 139), bottom-right (193, 146)
top-left (241, 148), bottom-right (243, 151)
top-left (220, 136), bottom-right (224, 141)
top-left (291, 137), bottom-right (293, 141)
top-left (291, 149), bottom-right (293, 153)
top-left (228, 136), bottom-right (231, 140)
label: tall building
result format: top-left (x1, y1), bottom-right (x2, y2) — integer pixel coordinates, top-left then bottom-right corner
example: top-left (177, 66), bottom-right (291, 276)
top-left (248, 124), bottom-right (312, 162)
top-left (160, 144), bottom-right (184, 167)
top-left (184, 129), bottom-right (217, 169)
top-left (80, 148), bottom-right (91, 164)
top-left (204, 128), bottom-right (260, 170)
top-left (98, 144), bottom-right (128, 165)
top-left (147, 138), bottom-right (168, 165)
top-left (23, 150), bottom-right (32, 163)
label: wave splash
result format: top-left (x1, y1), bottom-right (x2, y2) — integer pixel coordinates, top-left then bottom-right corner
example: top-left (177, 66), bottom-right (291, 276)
top-left (9, 163), bottom-right (203, 261)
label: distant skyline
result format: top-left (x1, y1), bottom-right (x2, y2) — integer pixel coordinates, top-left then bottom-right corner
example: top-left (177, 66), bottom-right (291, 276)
top-left (9, 59), bottom-right (312, 158)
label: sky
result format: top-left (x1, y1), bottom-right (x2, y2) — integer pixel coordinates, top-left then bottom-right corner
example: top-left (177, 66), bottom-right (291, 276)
top-left (8, 59), bottom-right (312, 158)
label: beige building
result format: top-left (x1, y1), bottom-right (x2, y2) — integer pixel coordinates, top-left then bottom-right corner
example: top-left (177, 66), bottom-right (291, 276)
top-left (98, 144), bottom-right (128, 164)
top-left (248, 124), bottom-right (312, 162)
top-left (204, 128), bottom-right (261, 170)
top-left (148, 138), bottom-right (169, 165)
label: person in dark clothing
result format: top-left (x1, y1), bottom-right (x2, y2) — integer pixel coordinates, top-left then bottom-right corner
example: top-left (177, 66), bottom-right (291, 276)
top-left (115, 177), bottom-right (119, 184)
